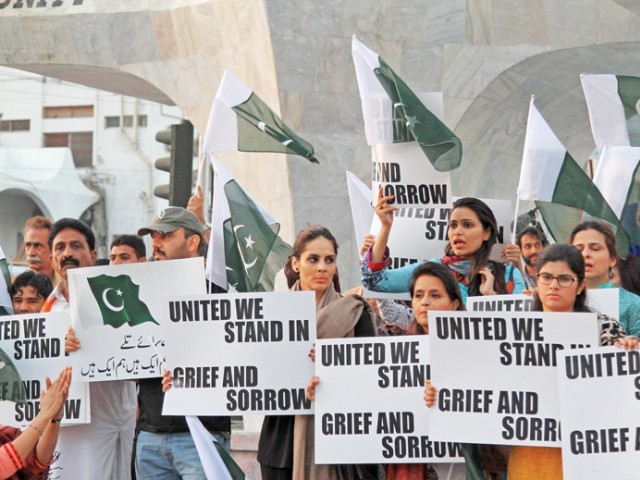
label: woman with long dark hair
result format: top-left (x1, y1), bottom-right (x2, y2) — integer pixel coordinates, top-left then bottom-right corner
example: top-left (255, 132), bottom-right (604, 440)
top-left (363, 193), bottom-right (525, 303)
top-left (258, 225), bottom-right (378, 480)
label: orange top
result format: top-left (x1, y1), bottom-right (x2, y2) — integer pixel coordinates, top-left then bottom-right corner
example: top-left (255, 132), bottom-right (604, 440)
top-left (508, 446), bottom-right (563, 480)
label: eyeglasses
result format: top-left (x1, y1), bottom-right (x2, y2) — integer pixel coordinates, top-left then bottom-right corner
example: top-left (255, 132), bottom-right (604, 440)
top-left (536, 272), bottom-right (577, 287)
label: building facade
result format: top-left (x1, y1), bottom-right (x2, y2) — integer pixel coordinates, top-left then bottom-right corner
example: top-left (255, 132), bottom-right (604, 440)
top-left (0, 66), bottom-right (183, 262)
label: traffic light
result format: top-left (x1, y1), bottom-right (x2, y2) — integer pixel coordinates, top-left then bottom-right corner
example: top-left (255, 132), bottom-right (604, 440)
top-left (154, 120), bottom-right (194, 207)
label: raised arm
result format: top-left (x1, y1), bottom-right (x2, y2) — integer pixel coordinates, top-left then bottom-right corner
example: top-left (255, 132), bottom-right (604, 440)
top-left (370, 186), bottom-right (396, 263)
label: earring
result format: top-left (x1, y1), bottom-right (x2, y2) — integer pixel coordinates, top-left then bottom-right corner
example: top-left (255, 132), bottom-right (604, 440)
top-left (609, 267), bottom-right (614, 279)
top-left (294, 268), bottom-right (299, 273)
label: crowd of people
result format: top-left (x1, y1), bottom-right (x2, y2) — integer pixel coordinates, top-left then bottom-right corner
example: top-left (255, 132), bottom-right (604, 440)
top-left (1, 185), bottom-right (639, 479)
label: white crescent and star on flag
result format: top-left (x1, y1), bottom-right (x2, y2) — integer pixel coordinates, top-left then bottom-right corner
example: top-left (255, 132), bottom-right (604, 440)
top-left (233, 224), bottom-right (257, 270)
top-left (102, 288), bottom-right (124, 312)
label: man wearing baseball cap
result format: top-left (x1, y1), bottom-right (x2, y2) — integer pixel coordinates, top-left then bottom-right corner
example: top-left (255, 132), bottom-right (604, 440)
top-left (135, 206), bottom-right (229, 478)
top-left (138, 206), bottom-right (208, 261)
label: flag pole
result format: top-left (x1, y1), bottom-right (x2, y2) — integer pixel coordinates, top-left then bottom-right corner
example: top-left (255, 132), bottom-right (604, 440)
top-left (512, 94), bottom-right (535, 245)
top-left (511, 196), bottom-right (520, 244)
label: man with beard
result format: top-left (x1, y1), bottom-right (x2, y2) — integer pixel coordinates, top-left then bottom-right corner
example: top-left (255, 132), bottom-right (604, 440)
top-left (504, 226), bottom-right (547, 289)
top-left (42, 218), bottom-right (136, 480)
top-left (134, 206), bottom-right (229, 479)
top-left (22, 216), bottom-right (56, 284)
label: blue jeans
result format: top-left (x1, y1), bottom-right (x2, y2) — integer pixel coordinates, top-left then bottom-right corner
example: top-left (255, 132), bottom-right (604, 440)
top-left (135, 431), bottom-right (230, 480)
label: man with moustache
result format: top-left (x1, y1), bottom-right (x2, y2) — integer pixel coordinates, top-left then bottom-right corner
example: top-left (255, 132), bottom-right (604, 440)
top-left (503, 226), bottom-right (548, 289)
top-left (134, 206), bottom-right (229, 479)
top-left (516, 227), bottom-right (547, 287)
top-left (22, 216), bottom-right (56, 283)
top-left (42, 218), bottom-right (136, 480)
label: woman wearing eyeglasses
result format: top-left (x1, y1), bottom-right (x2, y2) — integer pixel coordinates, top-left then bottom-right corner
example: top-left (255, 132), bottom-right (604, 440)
top-left (426, 243), bottom-right (637, 479)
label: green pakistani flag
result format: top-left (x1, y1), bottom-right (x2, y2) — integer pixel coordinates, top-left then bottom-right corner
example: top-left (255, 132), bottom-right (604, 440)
top-left (86, 275), bottom-right (158, 328)
top-left (0, 247), bottom-right (13, 316)
top-left (0, 349), bottom-right (26, 404)
top-left (352, 36), bottom-right (461, 172)
top-left (201, 70), bottom-right (318, 163)
top-left (517, 99), bottom-right (630, 255)
top-left (208, 157), bottom-right (291, 292)
top-left (582, 74), bottom-right (640, 149)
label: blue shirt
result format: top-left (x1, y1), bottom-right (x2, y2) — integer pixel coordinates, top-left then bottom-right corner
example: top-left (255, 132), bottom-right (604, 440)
top-left (598, 281), bottom-right (640, 337)
top-left (361, 256), bottom-right (525, 305)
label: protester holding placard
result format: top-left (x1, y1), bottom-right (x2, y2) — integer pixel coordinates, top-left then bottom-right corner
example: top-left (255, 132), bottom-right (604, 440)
top-left (426, 243), bottom-right (633, 479)
top-left (257, 226), bottom-right (377, 480)
top-left (0, 367), bottom-right (71, 480)
top-left (363, 193), bottom-right (524, 303)
top-left (375, 262), bottom-right (467, 479)
top-left (570, 221), bottom-right (640, 336)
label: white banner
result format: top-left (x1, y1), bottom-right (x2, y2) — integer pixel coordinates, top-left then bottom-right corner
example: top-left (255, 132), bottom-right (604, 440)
top-left (163, 291), bottom-right (316, 415)
top-left (67, 258), bottom-right (206, 381)
top-left (428, 311), bottom-right (600, 447)
top-left (372, 143), bottom-right (452, 209)
top-left (466, 291), bottom-right (618, 320)
top-left (315, 336), bottom-right (463, 464)
top-left (558, 347), bottom-right (640, 479)
top-left (0, 312), bottom-right (90, 427)
top-left (467, 294), bottom-right (533, 313)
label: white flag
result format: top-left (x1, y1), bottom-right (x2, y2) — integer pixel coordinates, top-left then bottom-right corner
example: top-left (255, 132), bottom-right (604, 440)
top-left (581, 73), bottom-right (640, 149)
top-left (186, 416), bottom-right (247, 480)
top-left (346, 171), bottom-right (374, 252)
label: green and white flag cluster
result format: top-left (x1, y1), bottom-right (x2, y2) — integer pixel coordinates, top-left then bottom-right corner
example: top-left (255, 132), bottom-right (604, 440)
top-left (518, 99), bottom-right (629, 253)
top-left (202, 70), bottom-right (318, 163)
top-left (352, 35), bottom-right (461, 172)
top-left (0, 247), bottom-right (13, 316)
top-left (207, 157), bottom-right (291, 292)
top-left (593, 146), bottom-right (640, 246)
top-left (581, 74), bottom-right (640, 150)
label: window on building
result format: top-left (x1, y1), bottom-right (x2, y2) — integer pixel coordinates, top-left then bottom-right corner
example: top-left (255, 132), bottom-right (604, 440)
top-left (105, 116), bottom-right (120, 128)
top-left (0, 119), bottom-right (31, 131)
top-left (104, 115), bottom-right (148, 129)
top-left (44, 132), bottom-right (94, 168)
top-left (43, 105), bottom-right (94, 119)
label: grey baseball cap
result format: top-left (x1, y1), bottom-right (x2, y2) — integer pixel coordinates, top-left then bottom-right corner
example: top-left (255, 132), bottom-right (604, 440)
top-left (137, 207), bottom-right (204, 236)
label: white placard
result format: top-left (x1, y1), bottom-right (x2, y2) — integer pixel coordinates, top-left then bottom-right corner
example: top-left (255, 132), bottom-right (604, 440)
top-left (558, 347), bottom-right (640, 479)
top-left (315, 336), bottom-right (463, 464)
top-left (67, 258), bottom-right (206, 381)
top-left (363, 92), bottom-right (444, 145)
top-left (428, 311), bottom-right (600, 447)
top-left (466, 294), bottom-right (534, 313)
top-left (586, 288), bottom-right (619, 321)
top-left (162, 291), bottom-right (316, 415)
top-left (0, 312), bottom-right (90, 427)
top-left (372, 143), bottom-right (452, 209)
